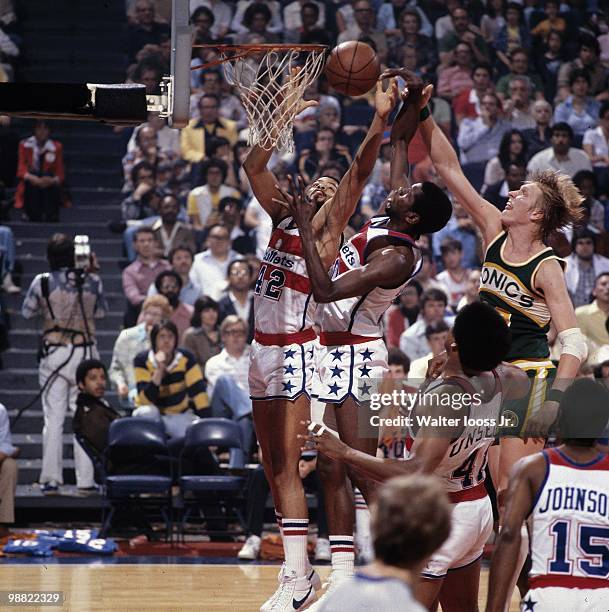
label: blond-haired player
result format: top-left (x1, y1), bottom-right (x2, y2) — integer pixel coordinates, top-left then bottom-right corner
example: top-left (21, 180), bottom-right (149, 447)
top-left (383, 66), bottom-right (589, 605)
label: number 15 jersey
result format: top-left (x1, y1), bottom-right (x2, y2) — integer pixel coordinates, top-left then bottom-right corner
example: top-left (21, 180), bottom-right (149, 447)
top-left (529, 448), bottom-right (609, 590)
top-left (253, 216), bottom-right (317, 335)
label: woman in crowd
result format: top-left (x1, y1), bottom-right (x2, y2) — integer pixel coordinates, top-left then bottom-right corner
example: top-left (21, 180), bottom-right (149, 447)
top-left (480, 0), bottom-right (505, 44)
top-left (493, 2), bottom-right (529, 71)
top-left (182, 296), bottom-right (222, 374)
top-left (388, 8), bottom-right (436, 74)
top-left (234, 2), bottom-right (279, 45)
top-left (535, 28), bottom-right (565, 102)
top-left (483, 128), bottom-right (528, 191)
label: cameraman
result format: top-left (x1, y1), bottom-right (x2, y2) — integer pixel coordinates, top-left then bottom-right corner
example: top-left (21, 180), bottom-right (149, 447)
top-left (21, 233), bottom-right (107, 495)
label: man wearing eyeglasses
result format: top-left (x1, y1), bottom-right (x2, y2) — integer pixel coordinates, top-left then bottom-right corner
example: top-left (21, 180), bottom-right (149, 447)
top-left (565, 230), bottom-right (609, 308)
top-left (218, 259), bottom-right (255, 342)
top-left (127, 0), bottom-right (170, 62)
top-left (205, 316), bottom-right (254, 458)
top-left (337, 0), bottom-right (388, 65)
top-left (190, 223), bottom-right (239, 301)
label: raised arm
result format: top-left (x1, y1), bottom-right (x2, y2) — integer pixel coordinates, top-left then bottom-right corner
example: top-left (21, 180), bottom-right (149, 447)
top-left (420, 112), bottom-right (503, 245)
top-left (486, 456), bottom-right (542, 612)
top-left (243, 75), bottom-right (318, 224)
top-left (388, 85), bottom-right (423, 190)
top-left (242, 145), bottom-right (285, 224)
top-left (382, 68), bottom-right (503, 244)
top-left (311, 79), bottom-right (399, 251)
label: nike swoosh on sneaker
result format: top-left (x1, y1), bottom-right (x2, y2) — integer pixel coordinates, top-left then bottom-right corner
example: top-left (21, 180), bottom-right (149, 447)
top-left (293, 586), bottom-right (313, 609)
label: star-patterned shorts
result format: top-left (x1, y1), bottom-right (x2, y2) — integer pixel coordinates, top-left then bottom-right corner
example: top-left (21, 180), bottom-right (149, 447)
top-left (522, 587), bottom-right (609, 611)
top-left (421, 496), bottom-right (492, 579)
top-left (313, 339), bottom-right (387, 405)
top-left (249, 339), bottom-right (316, 401)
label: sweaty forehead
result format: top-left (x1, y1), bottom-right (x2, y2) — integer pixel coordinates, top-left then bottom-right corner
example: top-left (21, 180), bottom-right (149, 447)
top-left (523, 181), bottom-right (542, 199)
top-left (317, 177), bottom-right (339, 188)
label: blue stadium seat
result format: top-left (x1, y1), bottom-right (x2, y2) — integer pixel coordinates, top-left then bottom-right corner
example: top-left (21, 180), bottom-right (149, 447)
top-left (178, 418), bottom-right (247, 539)
top-left (101, 418), bottom-right (173, 540)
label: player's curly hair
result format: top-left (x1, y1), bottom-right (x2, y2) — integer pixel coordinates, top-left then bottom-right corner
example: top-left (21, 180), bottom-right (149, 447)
top-left (531, 170), bottom-right (585, 242)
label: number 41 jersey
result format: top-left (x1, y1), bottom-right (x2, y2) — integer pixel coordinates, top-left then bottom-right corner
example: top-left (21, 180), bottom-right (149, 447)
top-left (253, 216), bottom-right (316, 335)
top-left (529, 448), bottom-right (609, 590)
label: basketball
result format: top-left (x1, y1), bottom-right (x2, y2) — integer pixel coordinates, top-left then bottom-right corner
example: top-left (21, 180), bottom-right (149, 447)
top-left (324, 41), bottom-right (380, 96)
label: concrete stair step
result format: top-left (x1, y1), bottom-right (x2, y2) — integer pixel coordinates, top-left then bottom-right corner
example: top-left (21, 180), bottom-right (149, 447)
top-left (15, 484), bottom-right (104, 509)
top-left (21, 67), bottom-right (128, 85)
top-left (4, 290), bottom-right (127, 312)
top-left (17, 271), bottom-right (125, 292)
top-left (13, 433), bottom-right (73, 459)
top-left (16, 458), bottom-right (76, 485)
top-left (2, 330), bottom-right (121, 352)
top-left (67, 169), bottom-right (122, 188)
top-left (16, 235), bottom-right (122, 257)
top-left (9, 221), bottom-right (115, 239)
top-left (3, 347), bottom-right (114, 367)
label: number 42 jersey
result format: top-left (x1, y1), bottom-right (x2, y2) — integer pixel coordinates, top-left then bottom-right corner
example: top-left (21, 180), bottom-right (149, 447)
top-left (528, 448), bottom-right (609, 591)
top-left (253, 216), bottom-right (317, 335)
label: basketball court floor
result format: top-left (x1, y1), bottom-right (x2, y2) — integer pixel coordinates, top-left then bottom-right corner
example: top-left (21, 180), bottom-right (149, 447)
top-left (0, 560), bottom-right (521, 611)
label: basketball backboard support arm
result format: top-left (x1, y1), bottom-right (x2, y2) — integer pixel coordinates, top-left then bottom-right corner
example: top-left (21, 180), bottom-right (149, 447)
top-left (163, 0), bottom-right (192, 128)
top-left (0, 0), bottom-right (191, 126)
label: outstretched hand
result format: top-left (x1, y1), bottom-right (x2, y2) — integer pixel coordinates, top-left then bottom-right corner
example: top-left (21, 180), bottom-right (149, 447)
top-left (286, 66), bottom-right (319, 116)
top-left (380, 68), bottom-right (433, 110)
top-left (272, 175), bottom-right (315, 230)
top-left (374, 77), bottom-right (400, 120)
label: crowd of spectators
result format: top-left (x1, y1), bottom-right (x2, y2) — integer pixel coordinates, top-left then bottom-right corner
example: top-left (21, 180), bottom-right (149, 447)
top-left (3, 0), bottom-right (609, 537)
top-left (113, 0), bottom-right (609, 503)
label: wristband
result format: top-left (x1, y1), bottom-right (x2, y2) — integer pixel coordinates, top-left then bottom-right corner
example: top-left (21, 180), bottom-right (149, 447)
top-left (546, 388), bottom-right (564, 403)
top-left (419, 105), bottom-right (431, 122)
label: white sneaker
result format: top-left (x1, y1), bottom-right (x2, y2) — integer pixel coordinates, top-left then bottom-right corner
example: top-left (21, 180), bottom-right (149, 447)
top-left (268, 570), bottom-right (316, 611)
top-left (238, 534), bottom-right (261, 560)
top-left (1, 273), bottom-right (19, 294)
top-left (305, 570), bottom-right (350, 612)
top-left (314, 538), bottom-right (331, 562)
top-left (308, 567), bottom-right (322, 591)
top-left (260, 564), bottom-right (286, 612)
top-left (261, 565), bottom-right (320, 611)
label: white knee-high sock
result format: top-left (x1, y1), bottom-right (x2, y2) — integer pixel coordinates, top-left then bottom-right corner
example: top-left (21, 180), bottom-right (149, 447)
top-left (354, 489), bottom-right (373, 562)
top-left (329, 535), bottom-right (355, 577)
top-left (282, 518), bottom-right (309, 577)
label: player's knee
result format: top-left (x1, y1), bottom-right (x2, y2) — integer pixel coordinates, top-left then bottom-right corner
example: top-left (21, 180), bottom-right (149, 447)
top-left (270, 461), bottom-right (301, 486)
top-left (346, 469), bottom-right (375, 498)
top-left (317, 453), bottom-right (345, 484)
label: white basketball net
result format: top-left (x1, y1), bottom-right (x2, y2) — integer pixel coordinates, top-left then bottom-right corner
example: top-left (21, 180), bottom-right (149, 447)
top-left (218, 46), bottom-right (327, 154)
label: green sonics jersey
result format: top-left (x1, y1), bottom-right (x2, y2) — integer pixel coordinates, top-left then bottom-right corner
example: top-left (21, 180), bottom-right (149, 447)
top-left (479, 231), bottom-right (565, 362)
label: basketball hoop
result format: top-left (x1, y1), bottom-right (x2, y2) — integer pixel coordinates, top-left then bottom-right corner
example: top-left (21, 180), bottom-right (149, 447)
top-left (194, 43), bottom-right (328, 154)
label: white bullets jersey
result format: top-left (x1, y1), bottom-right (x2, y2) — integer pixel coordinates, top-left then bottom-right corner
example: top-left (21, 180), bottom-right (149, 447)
top-left (253, 216), bottom-right (316, 335)
top-left (528, 448), bottom-right (609, 590)
top-left (317, 216), bottom-right (422, 337)
top-left (408, 373), bottom-right (502, 500)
